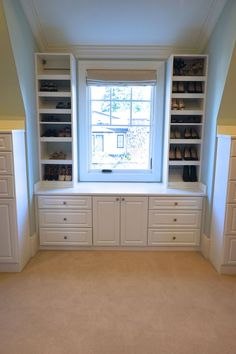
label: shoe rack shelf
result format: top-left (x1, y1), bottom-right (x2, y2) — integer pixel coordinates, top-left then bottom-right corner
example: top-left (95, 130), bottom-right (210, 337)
top-left (35, 53), bottom-right (77, 185)
top-left (164, 54), bottom-right (208, 187)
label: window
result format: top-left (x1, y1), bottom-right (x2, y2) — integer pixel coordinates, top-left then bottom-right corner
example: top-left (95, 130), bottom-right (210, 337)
top-left (78, 61), bottom-right (165, 182)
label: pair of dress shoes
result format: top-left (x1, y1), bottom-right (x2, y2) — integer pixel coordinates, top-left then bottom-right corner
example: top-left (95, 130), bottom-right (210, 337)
top-left (183, 166), bottom-right (197, 182)
top-left (184, 128), bottom-right (199, 139)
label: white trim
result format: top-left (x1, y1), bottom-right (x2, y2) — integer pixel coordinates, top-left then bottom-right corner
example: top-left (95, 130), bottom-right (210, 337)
top-left (40, 245), bottom-right (201, 251)
top-left (30, 232), bottom-right (39, 257)
top-left (78, 60), bottom-right (165, 182)
top-left (200, 233), bottom-right (210, 259)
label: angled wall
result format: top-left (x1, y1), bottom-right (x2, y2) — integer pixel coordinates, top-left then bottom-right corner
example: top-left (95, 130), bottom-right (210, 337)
top-left (0, 0), bottom-right (24, 118)
top-left (202, 0), bottom-right (236, 237)
top-left (3, 0), bottom-right (39, 234)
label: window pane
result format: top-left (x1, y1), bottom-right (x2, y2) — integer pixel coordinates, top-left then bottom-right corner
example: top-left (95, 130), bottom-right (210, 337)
top-left (132, 102), bottom-right (151, 125)
top-left (90, 86), bottom-right (110, 100)
top-left (91, 101), bottom-right (110, 125)
top-left (111, 102), bottom-right (131, 125)
top-left (132, 86), bottom-right (152, 100)
top-left (111, 87), bottom-right (131, 100)
top-left (91, 126), bottom-right (150, 170)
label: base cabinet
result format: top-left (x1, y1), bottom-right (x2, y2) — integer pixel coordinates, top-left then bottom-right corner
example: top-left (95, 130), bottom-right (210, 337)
top-left (93, 196), bottom-right (148, 246)
top-left (0, 200), bottom-right (17, 262)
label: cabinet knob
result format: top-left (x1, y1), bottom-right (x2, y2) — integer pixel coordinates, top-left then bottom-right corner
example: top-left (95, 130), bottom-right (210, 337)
top-left (173, 218), bottom-right (177, 222)
top-left (63, 201), bottom-right (67, 205)
top-left (121, 198), bottom-right (125, 201)
top-left (116, 198), bottom-right (120, 201)
top-left (63, 217), bottom-right (67, 221)
top-left (172, 236), bottom-right (176, 240)
top-left (174, 202), bottom-right (178, 206)
top-left (64, 236), bottom-right (68, 240)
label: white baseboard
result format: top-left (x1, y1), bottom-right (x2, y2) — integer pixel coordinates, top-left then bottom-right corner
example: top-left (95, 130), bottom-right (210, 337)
top-left (30, 233), bottom-right (39, 257)
top-left (201, 233), bottom-right (210, 259)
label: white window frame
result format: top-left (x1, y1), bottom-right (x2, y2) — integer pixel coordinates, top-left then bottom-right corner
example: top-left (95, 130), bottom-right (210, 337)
top-left (78, 60), bottom-right (165, 182)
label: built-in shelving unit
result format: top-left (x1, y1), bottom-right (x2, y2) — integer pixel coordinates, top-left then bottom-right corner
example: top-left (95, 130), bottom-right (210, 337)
top-left (35, 53), bottom-right (77, 185)
top-left (164, 54), bottom-right (208, 188)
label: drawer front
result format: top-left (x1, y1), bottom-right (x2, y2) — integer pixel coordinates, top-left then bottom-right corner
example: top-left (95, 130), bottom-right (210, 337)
top-left (40, 228), bottom-right (92, 246)
top-left (38, 196), bottom-right (92, 209)
top-left (148, 229), bottom-right (200, 246)
top-left (0, 153), bottom-right (13, 175)
top-left (39, 210), bottom-right (92, 228)
top-left (149, 197), bottom-right (202, 210)
top-left (148, 210), bottom-right (201, 228)
top-left (225, 205), bottom-right (236, 234)
top-left (229, 157), bottom-right (236, 180)
top-left (0, 135), bottom-right (12, 151)
top-left (0, 176), bottom-right (14, 198)
top-left (227, 181), bottom-right (236, 203)
top-left (224, 237), bottom-right (236, 264)
top-left (231, 140), bottom-right (236, 157)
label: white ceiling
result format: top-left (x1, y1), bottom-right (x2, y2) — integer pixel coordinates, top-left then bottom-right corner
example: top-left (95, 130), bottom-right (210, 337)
top-left (19, 0), bottom-right (227, 56)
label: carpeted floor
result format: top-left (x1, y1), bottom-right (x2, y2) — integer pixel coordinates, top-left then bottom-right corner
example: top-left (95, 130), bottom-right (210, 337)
top-left (0, 251), bottom-right (236, 354)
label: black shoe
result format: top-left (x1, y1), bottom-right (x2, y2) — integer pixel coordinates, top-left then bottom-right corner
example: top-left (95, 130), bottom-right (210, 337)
top-left (190, 166), bottom-right (197, 182)
top-left (183, 166), bottom-right (190, 181)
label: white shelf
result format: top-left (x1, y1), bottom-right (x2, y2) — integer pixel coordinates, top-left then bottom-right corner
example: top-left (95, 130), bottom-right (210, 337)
top-left (170, 123), bottom-right (202, 126)
top-left (169, 139), bottom-right (202, 144)
top-left (39, 109), bottom-right (72, 114)
top-left (37, 74), bottom-right (70, 80)
top-left (172, 76), bottom-right (206, 82)
top-left (40, 121), bottom-right (72, 125)
top-left (171, 110), bottom-right (203, 115)
top-left (168, 161), bottom-right (200, 166)
top-left (40, 137), bottom-right (72, 142)
top-left (41, 159), bottom-right (73, 165)
top-left (38, 92), bottom-right (71, 97)
top-left (172, 93), bottom-right (204, 99)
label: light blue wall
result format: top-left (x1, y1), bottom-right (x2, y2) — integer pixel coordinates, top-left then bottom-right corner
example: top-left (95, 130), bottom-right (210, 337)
top-left (3, 0), bottom-right (39, 234)
top-left (202, 0), bottom-right (236, 236)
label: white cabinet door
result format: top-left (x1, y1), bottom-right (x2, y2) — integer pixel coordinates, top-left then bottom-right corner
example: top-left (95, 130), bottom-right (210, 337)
top-left (121, 197), bottom-right (148, 246)
top-left (93, 197), bottom-right (120, 246)
top-left (0, 200), bottom-right (17, 262)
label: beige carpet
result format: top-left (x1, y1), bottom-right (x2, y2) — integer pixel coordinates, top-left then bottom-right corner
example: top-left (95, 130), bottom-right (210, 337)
top-left (0, 251), bottom-right (236, 354)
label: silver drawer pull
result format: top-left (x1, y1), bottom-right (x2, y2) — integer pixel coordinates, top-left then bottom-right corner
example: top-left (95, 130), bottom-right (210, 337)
top-left (172, 236), bottom-right (176, 240)
top-left (64, 236), bottom-right (68, 240)
top-left (173, 218), bottom-right (177, 222)
top-left (63, 217), bottom-right (67, 221)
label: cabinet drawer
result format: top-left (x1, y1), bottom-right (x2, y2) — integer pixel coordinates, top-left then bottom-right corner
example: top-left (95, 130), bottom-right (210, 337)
top-left (149, 197), bottom-right (202, 210)
top-left (39, 210), bottom-right (92, 228)
top-left (38, 196), bottom-right (92, 209)
top-left (231, 140), bottom-right (236, 157)
top-left (224, 237), bottom-right (236, 264)
top-left (148, 210), bottom-right (201, 228)
top-left (0, 135), bottom-right (12, 151)
top-left (0, 153), bottom-right (13, 175)
top-left (225, 205), bottom-right (236, 234)
top-left (0, 176), bottom-right (14, 198)
top-left (40, 228), bottom-right (92, 246)
top-left (148, 229), bottom-right (200, 246)
top-left (229, 157), bottom-right (236, 180)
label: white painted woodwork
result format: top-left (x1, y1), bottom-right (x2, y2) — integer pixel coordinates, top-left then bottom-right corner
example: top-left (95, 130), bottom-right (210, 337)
top-left (149, 197), bottom-right (202, 209)
top-left (210, 136), bottom-right (236, 274)
top-left (39, 209), bottom-right (92, 228)
top-left (0, 176), bottom-right (14, 198)
top-left (224, 237), bottom-right (236, 264)
top-left (148, 229), bottom-right (200, 246)
top-left (0, 131), bottom-right (30, 272)
top-left (93, 197), bottom-right (120, 246)
top-left (40, 228), bottom-right (92, 246)
top-left (0, 134), bottom-right (12, 151)
top-left (148, 210), bottom-right (201, 228)
top-left (38, 195), bottom-right (91, 209)
top-left (0, 200), bottom-right (17, 261)
top-left (120, 197), bottom-right (148, 246)
top-left (0, 152), bottom-right (13, 174)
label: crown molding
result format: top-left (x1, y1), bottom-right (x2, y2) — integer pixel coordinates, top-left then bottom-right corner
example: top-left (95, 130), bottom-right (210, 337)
top-left (196, 0), bottom-right (228, 52)
top-left (43, 45), bottom-right (198, 60)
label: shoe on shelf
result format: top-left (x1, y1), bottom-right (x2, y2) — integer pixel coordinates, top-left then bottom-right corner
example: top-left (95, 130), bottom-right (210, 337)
top-left (169, 147), bottom-right (175, 160)
top-left (178, 82), bottom-right (185, 93)
top-left (184, 128), bottom-right (192, 139)
top-left (195, 82), bottom-right (203, 93)
top-left (190, 166), bottom-right (197, 182)
top-left (178, 99), bottom-right (185, 110)
top-left (172, 82), bottom-right (178, 93)
top-left (187, 82), bottom-right (195, 93)
top-left (175, 147), bottom-right (182, 160)
top-left (183, 147), bottom-right (191, 160)
top-left (191, 128), bottom-right (199, 139)
top-left (190, 147), bottom-right (198, 160)
top-left (174, 128), bottom-right (181, 139)
top-left (172, 99), bottom-right (178, 110)
top-left (183, 166), bottom-right (190, 182)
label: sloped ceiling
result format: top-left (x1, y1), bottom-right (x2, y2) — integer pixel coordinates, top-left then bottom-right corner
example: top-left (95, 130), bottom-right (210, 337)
top-left (19, 0), bottom-right (227, 57)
